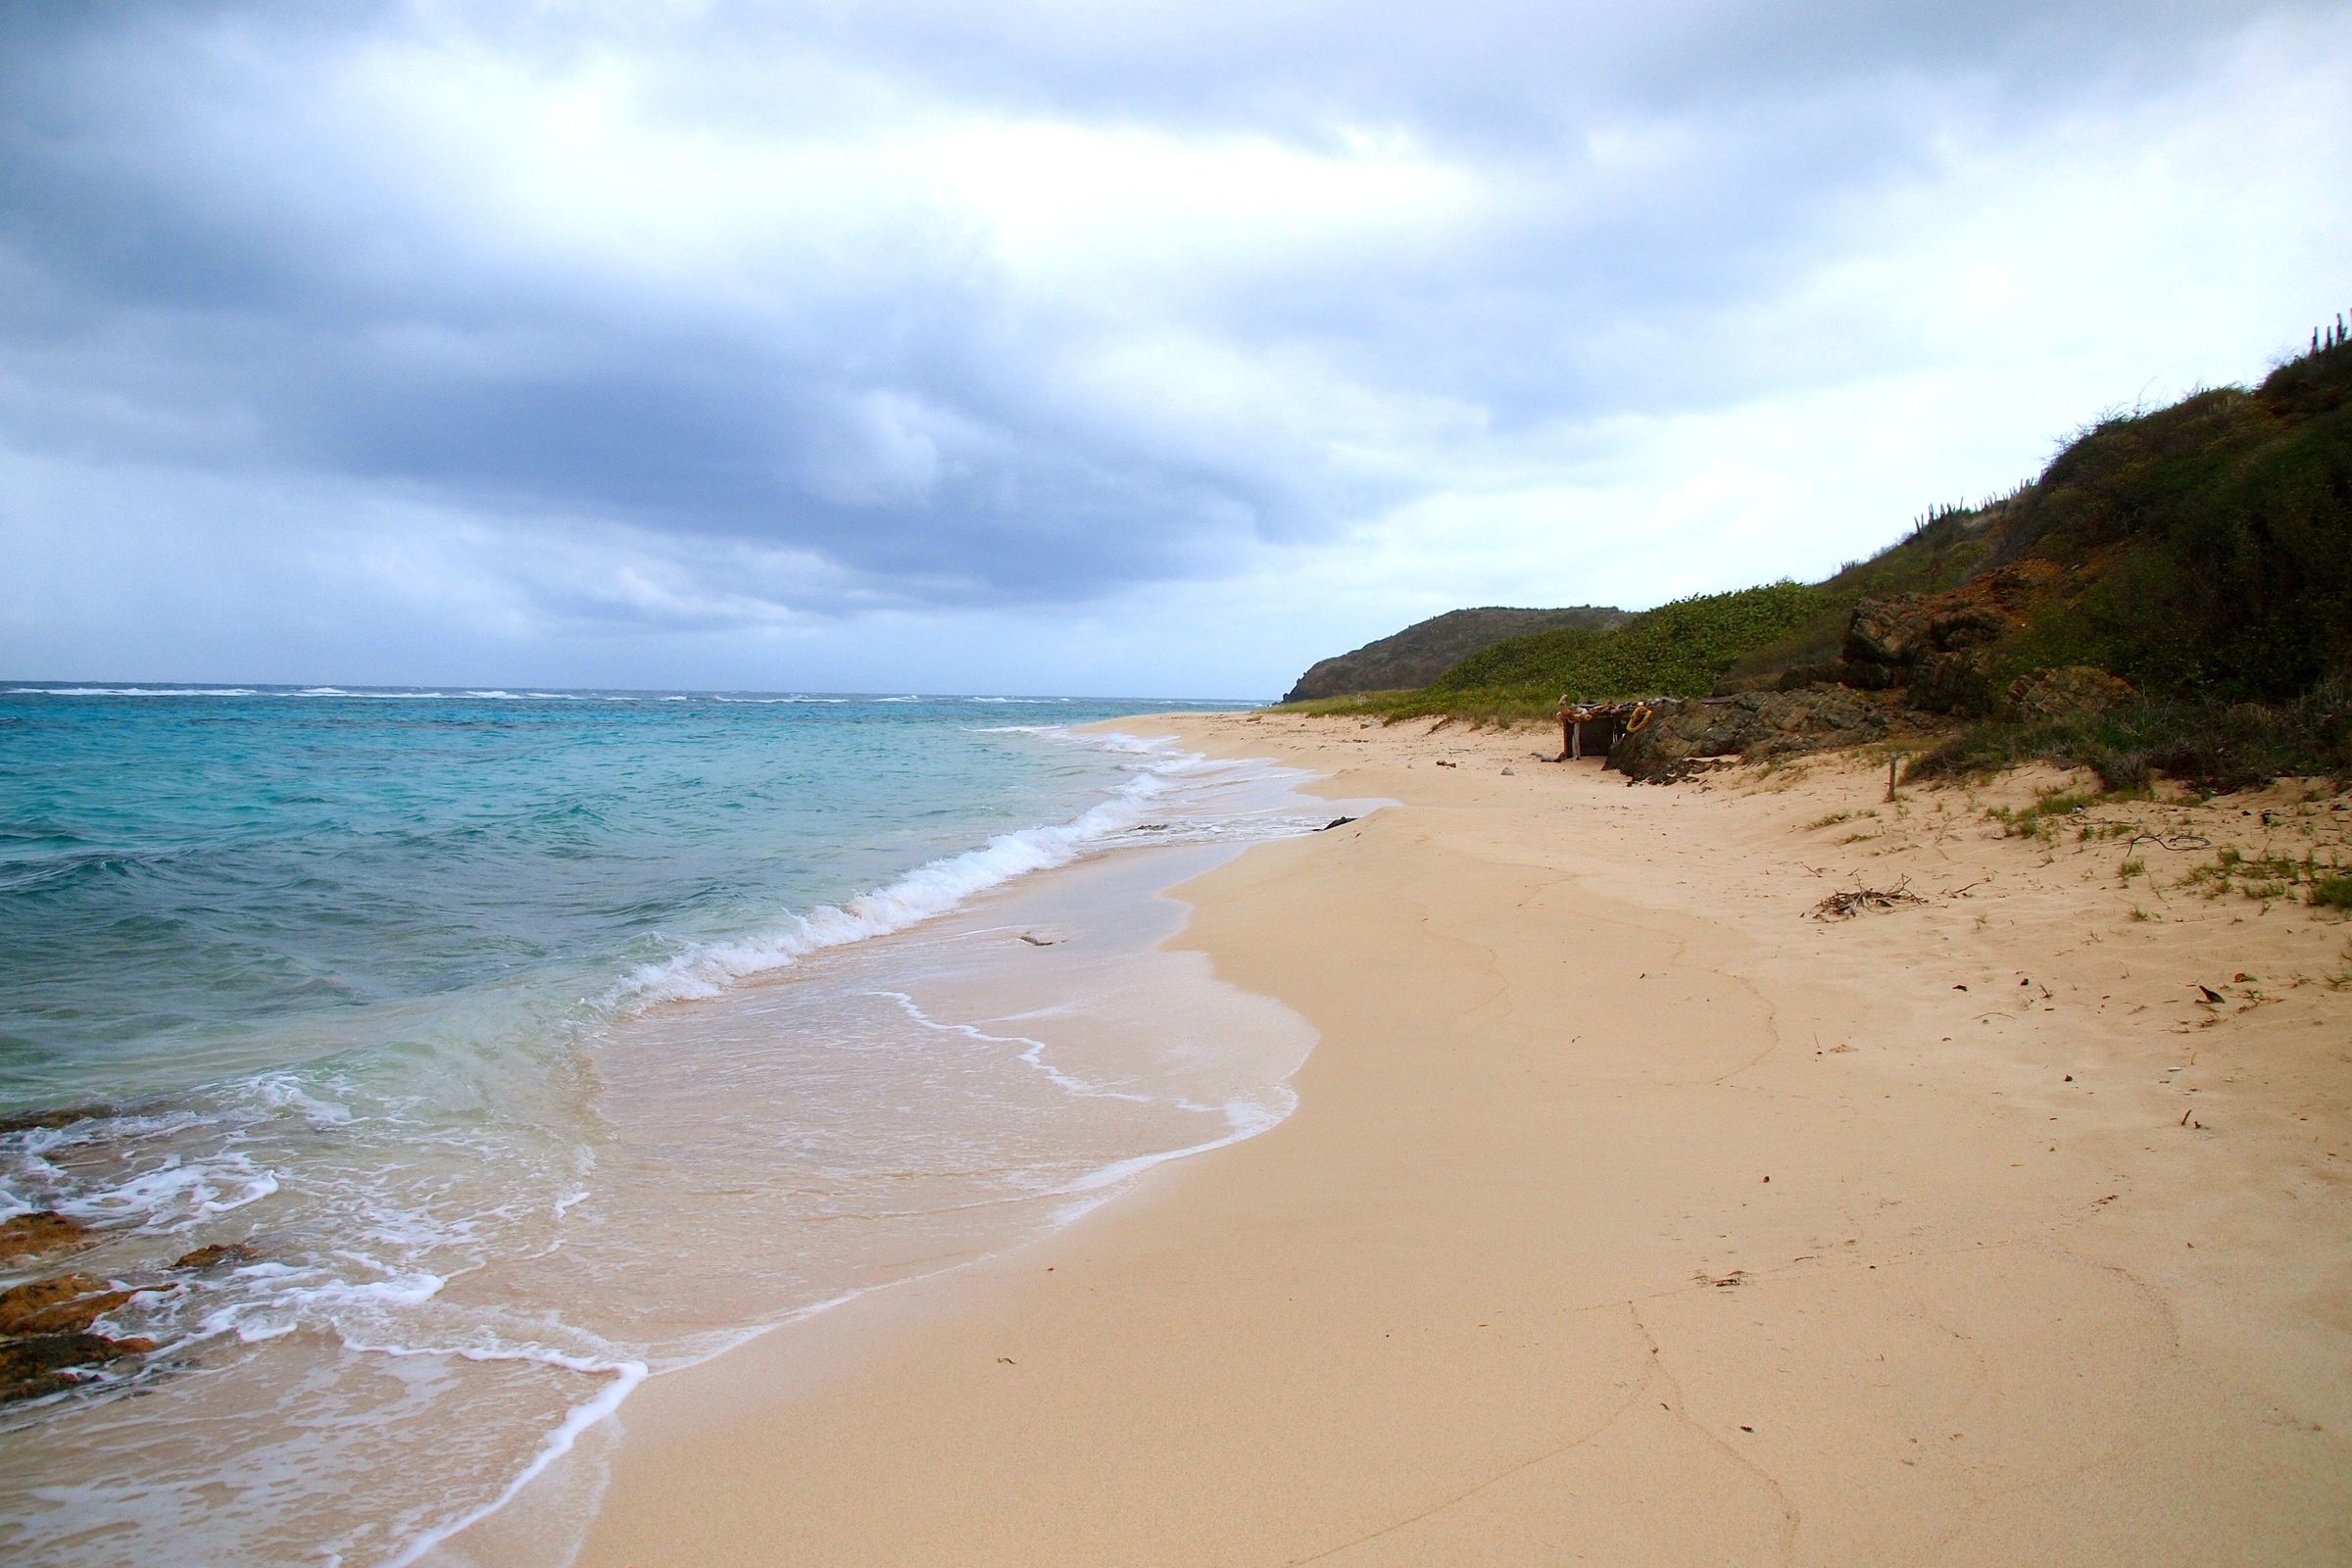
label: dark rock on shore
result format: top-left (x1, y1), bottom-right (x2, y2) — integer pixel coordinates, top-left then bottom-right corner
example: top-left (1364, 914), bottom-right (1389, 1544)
top-left (0, 1105), bottom-right (115, 1137)
top-left (0, 1272), bottom-right (145, 1337)
top-left (1608, 689), bottom-right (1917, 782)
top-left (1, 1265), bottom-right (172, 1403)
top-left (0, 1331), bottom-right (156, 1404)
top-left (170, 1242), bottom-right (259, 1271)
top-left (0, 1211), bottom-right (89, 1264)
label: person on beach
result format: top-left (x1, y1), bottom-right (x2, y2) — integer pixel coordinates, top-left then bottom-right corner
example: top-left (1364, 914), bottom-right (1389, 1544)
top-left (1554, 694), bottom-right (1577, 762)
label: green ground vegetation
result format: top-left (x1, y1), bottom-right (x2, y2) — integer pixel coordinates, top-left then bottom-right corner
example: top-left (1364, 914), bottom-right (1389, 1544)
top-left (1288, 581), bottom-right (1833, 724)
top-left (1908, 676), bottom-right (2352, 793)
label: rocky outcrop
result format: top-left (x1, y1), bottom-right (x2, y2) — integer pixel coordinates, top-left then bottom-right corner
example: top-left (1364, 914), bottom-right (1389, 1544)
top-left (171, 1242), bottom-right (258, 1271)
top-left (0, 1270), bottom-right (161, 1403)
top-left (2008, 665), bottom-right (2138, 722)
top-left (1, 1331), bottom-right (155, 1404)
top-left (0, 1211), bottom-right (88, 1265)
top-left (1841, 561), bottom-right (2066, 714)
top-left (0, 1273), bottom-right (143, 1337)
top-left (1844, 595), bottom-right (1938, 666)
top-left (0, 1106), bottom-right (113, 1137)
top-left (1607, 689), bottom-right (1911, 782)
top-left (1909, 650), bottom-right (1999, 716)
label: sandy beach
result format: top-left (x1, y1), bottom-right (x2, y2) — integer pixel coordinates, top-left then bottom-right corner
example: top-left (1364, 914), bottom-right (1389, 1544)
top-left (529, 711), bottom-right (2352, 1566)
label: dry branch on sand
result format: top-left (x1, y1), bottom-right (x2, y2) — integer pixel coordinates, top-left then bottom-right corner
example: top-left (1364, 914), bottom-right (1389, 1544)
top-left (1809, 879), bottom-right (1928, 920)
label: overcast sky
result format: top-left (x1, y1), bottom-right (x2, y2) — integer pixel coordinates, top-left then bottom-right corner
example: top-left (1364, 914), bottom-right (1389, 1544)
top-left (4, 1), bottom-right (2347, 697)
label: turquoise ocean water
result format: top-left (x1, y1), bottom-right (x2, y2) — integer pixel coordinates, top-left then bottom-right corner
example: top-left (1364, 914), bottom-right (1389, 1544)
top-left (0, 685), bottom-right (1327, 1565)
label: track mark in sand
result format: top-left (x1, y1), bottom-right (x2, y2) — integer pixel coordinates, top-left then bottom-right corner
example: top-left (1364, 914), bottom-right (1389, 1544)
top-left (1286, 1304), bottom-right (1797, 1567)
top-left (1706, 980), bottom-right (1788, 1086)
top-left (1278, 1310), bottom-right (1669, 1566)
top-left (1623, 1299), bottom-right (1804, 1567)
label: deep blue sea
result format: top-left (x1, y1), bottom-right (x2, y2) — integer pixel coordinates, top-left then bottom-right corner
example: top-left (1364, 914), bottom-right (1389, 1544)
top-left (0, 684), bottom-right (1328, 1566)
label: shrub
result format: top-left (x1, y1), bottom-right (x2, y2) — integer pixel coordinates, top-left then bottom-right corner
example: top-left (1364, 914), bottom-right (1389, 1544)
top-left (1908, 674), bottom-right (2352, 793)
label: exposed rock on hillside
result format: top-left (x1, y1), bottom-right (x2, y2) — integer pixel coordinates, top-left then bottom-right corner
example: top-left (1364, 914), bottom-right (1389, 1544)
top-left (2008, 665), bottom-right (2138, 722)
top-left (1841, 560), bottom-right (2067, 713)
top-left (1284, 606), bottom-right (1625, 702)
top-left (1607, 689), bottom-right (1920, 782)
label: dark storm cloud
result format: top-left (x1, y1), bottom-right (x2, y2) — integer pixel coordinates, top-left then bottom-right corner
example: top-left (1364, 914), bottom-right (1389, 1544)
top-left (0, 0), bottom-right (2333, 629)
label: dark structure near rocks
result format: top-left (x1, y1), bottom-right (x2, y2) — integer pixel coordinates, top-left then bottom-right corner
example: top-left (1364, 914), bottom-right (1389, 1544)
top-left (1554, 700), bottom-right (1648, 760)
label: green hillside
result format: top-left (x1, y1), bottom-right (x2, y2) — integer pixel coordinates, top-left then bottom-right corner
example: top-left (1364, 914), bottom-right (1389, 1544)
top-left (1281, 605), bottom-right (1627, 702)
top-left (1280, 324), bottom-right (2352, 787)
top-left (1431, 582), bottom-right (1832, 701)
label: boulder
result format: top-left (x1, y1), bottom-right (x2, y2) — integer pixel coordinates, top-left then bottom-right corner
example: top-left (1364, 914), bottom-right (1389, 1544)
top-left (2008, 665), bottom-right (2138, 722)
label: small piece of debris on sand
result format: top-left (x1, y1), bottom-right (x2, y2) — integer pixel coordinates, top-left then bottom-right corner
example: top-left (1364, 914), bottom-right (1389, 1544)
top-left (1810, 881), bottom-right (1927, 920)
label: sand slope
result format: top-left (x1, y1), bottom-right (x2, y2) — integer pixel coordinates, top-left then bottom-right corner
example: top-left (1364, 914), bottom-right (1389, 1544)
top-left (555, 712), bottom-right (2352, 1566)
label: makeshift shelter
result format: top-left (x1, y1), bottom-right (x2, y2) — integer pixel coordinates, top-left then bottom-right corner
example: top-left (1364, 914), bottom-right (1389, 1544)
top-left (1556, 699), bottom-right (1665, 761)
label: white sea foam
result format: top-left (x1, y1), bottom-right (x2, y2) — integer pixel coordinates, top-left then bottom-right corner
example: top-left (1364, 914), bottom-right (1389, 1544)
top-left (612, 736), bottom-right (1221, 1006)
top-left (712, 694), bottom-right (851, 704)
top-left (1045, 1091), bottom-right (1295, 1224)
top-left (380, 1347), bottom-right (648, 1568)
top-left (873, 990), bottom-right (1153, 1103)
top-left (8, 686), bottom-right (262, 697)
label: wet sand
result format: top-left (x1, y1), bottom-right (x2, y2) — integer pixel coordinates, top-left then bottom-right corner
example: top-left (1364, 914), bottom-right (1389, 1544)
top-left (522, 711), bottom-right (2352, 1566)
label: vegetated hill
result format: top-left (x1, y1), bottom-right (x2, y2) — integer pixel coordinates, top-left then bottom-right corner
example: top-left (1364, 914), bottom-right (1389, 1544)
top-left (1279, 322), bottom-right (2352, 786)
top-left (1281, 606), bottom-right (1627, 701)
top-left (1431, 581), bottom-right (1833, 703)
top-left (1967, 337), bottom-right (2352, 701)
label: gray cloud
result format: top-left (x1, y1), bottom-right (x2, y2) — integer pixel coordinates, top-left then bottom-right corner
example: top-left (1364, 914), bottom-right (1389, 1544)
top-left (2, 0), bottom-right (2345, 685)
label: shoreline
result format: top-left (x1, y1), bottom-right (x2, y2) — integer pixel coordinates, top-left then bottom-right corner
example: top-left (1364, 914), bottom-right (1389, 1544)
top-left (508, 711), bottom-right (2348, 1566)
top-left (431, 738), bottom-right (1358, 1567)
top-left (0, 713), bottom-right (1329, 1568)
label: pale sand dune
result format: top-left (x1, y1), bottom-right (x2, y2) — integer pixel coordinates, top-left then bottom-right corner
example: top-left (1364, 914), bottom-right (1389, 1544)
top-left (546, 711), bottom-right (2351, 1566)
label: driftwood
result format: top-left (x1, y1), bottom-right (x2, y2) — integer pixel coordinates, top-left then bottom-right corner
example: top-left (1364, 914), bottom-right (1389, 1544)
top-left (1809, 879), bottom-right (1927, 920)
